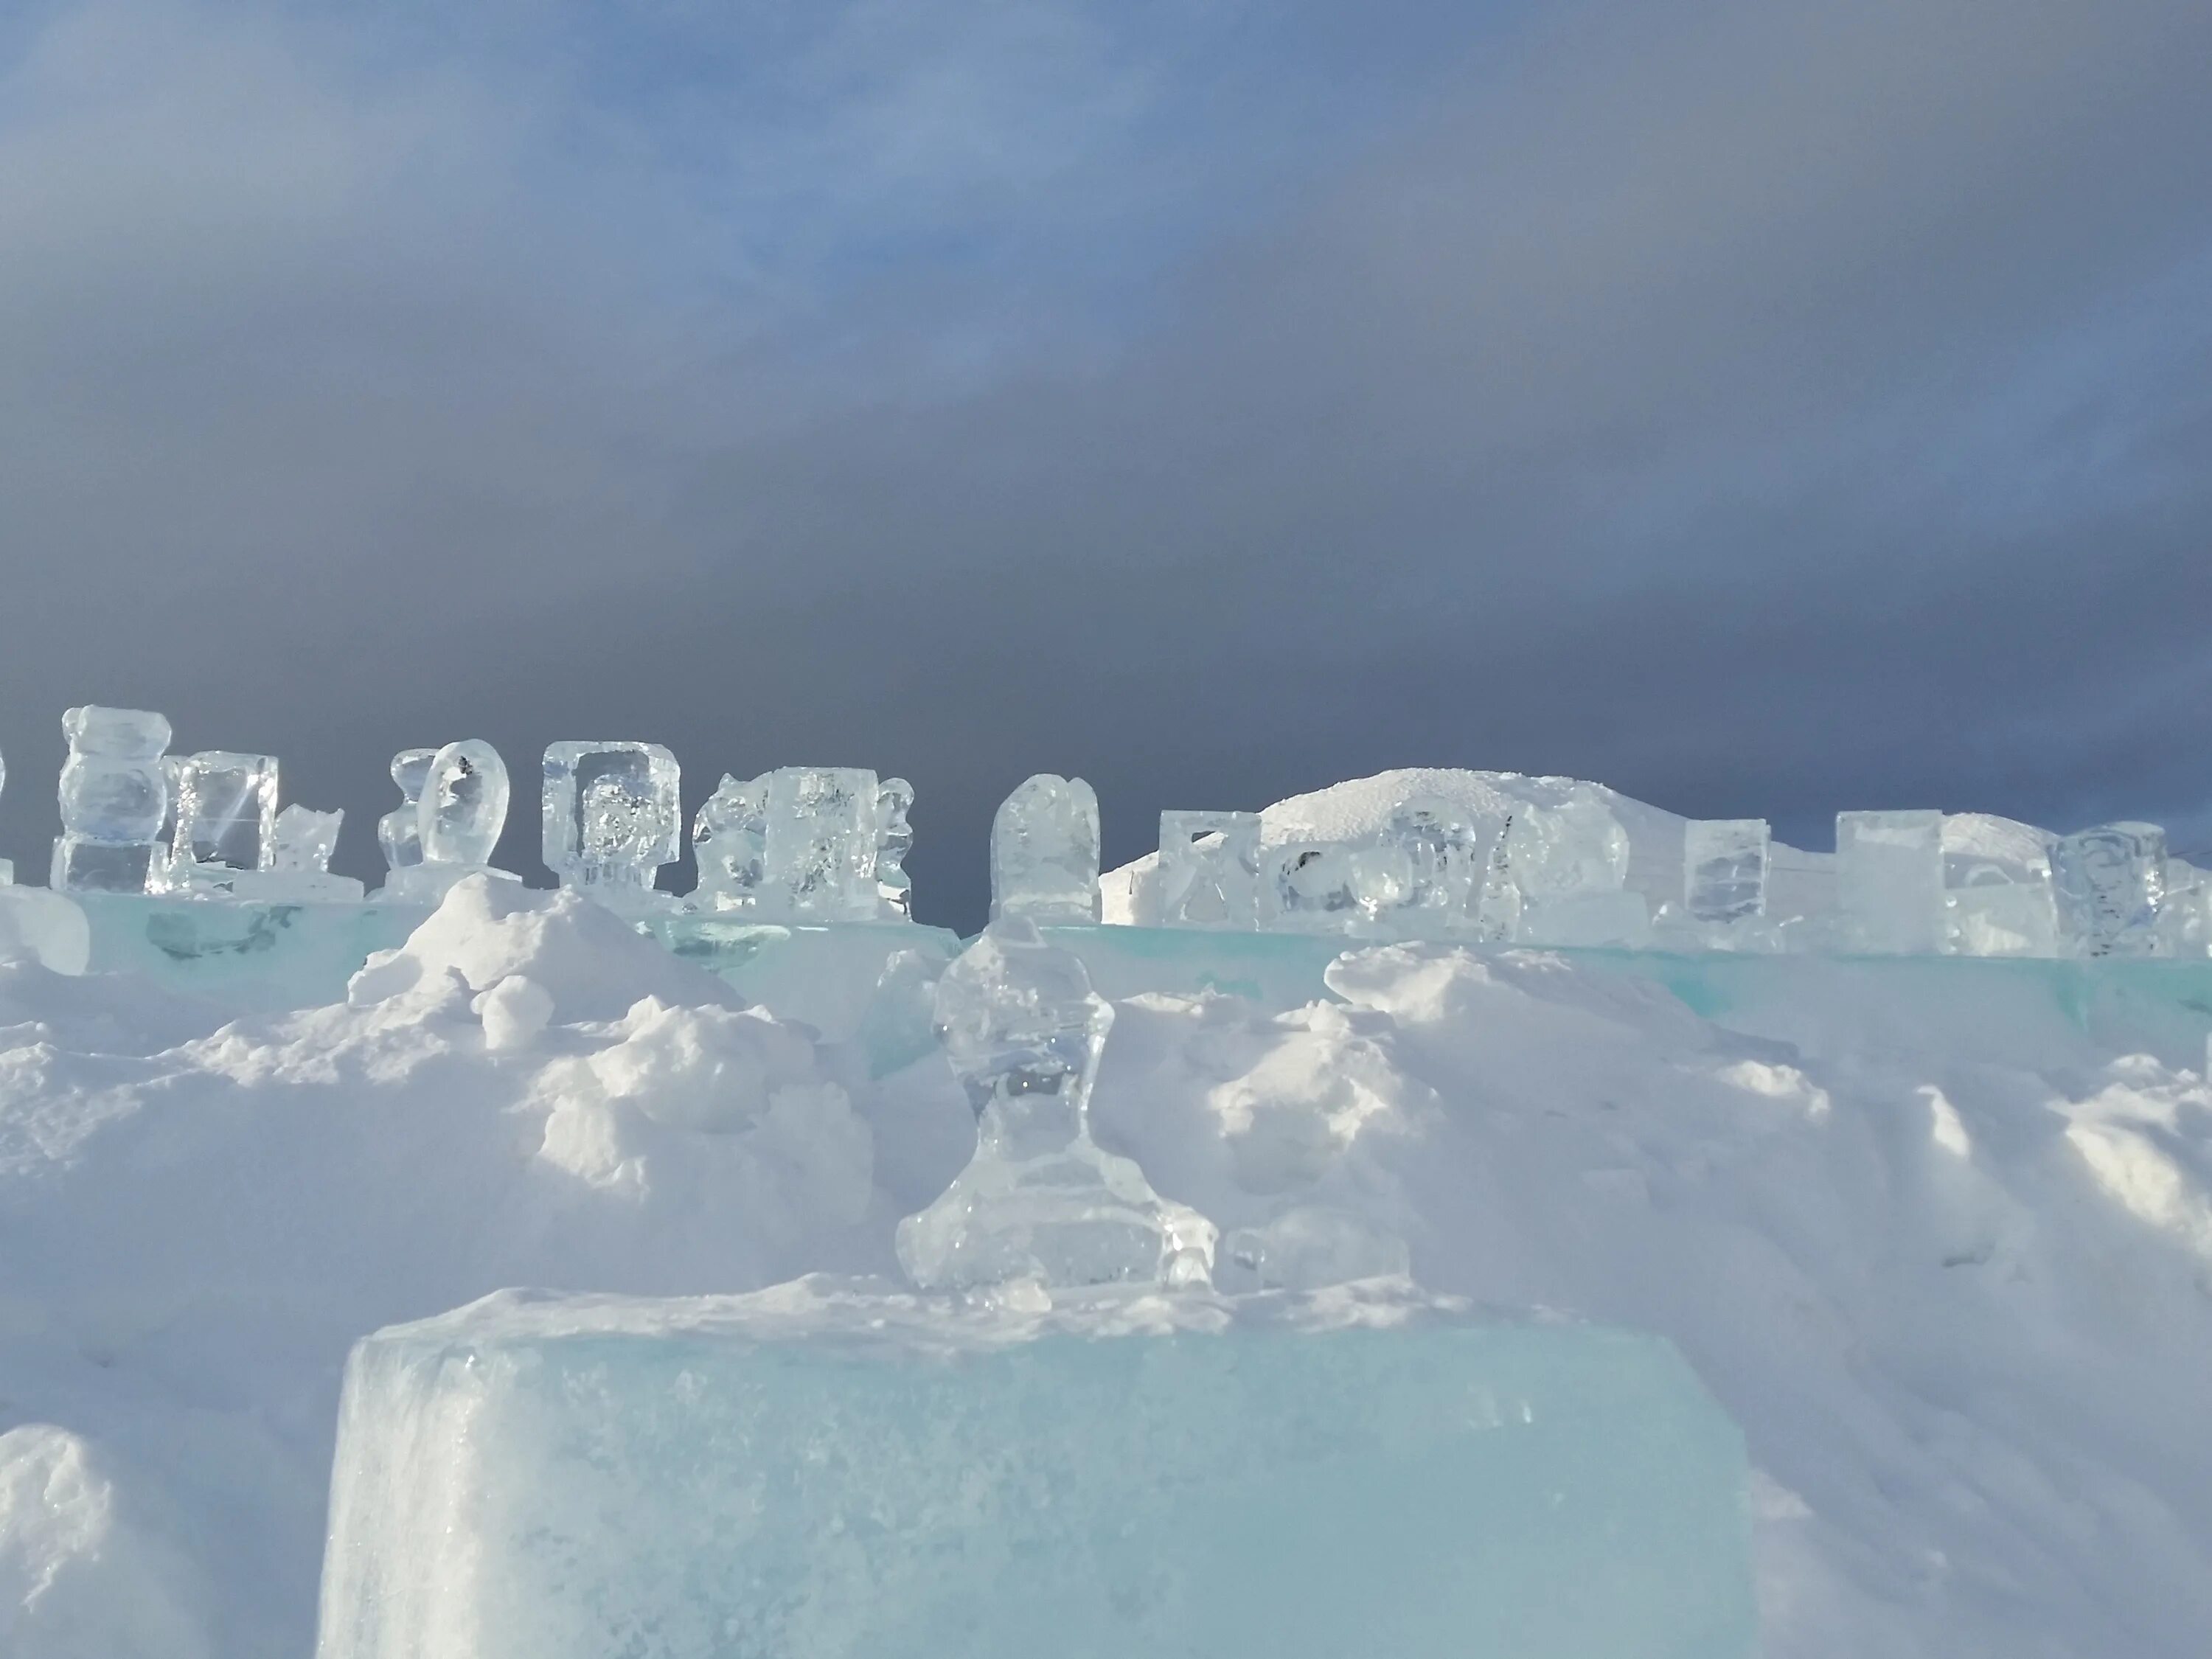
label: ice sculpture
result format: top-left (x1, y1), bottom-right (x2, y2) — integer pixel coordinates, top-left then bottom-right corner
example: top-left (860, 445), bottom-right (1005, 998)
top-left (378, 742), bottom-right (515, 904)
top-left (377, 750), bottom-right (434, 873)
top-left (1837, 810), bottom-right (1944, 954)
top-left (765, 767), bottom-right (881, 920)
top-left (691, 773), bottom-right (769, 911)
top-left (1158, 810), bottom-right (1262, 930)
top-left (153, 751), bottom-right (279, 894)
top-left (989, 774), bottom-right (1100, 924)
top-left (1267, 843), bottom-right (1366, 932)
top-left (248, 804), bottom-right (367, 901)
top-left (1941, 815), bottom-right (2057, 958)
top-left (1388, 797), bottom-right (1486, 928)
top-left (1684, 820), bottom-right (1769, 923)
top-left (540, 742), bottom-right (680, 908)
top-left (2052, 822), bottom-right (2166, 957)
top-left (896, 921), bottom-right (1214, 1291)
top-left (271, 804), bottom-right (342, 871)
top-left (876, 777), bottom-right (915, 919)
top-left (50, 705), bottom-right (172, 894)
top-left (2157, 860), bottom-right (2210, 956)
top-left (422, 740), bottom-right (509, 866)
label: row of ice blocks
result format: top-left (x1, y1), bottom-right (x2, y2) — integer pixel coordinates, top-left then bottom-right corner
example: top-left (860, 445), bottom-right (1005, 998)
top-left (315, 1280), bottom-right (1755, 1659)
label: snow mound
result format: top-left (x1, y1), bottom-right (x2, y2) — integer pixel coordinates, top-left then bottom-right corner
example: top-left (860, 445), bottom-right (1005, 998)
top-left (346, 876), bottom-right (741, 1023)
top-left (1105, 768), bottom-right (1700, 920)
top-left (0, 1425), bottom-right (212, 1659)
top-left (1, 871), bottom-right (2210, 1657)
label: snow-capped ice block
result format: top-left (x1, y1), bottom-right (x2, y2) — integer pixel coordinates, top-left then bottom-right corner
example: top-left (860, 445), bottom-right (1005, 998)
top-left (316, 1281), bottom-right (1755, 1659)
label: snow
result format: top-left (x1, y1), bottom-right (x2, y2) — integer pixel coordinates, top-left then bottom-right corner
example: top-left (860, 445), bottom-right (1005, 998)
top-left (0, 804), bottom-right (2208, 1655)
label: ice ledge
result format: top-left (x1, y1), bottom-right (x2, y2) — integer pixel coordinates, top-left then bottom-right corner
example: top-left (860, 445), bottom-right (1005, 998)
top-left (366, 1273), bottom-right (1492, 1356)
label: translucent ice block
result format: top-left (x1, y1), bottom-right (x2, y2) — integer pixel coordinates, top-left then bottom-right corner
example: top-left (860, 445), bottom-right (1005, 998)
top-left (990, 774), bottom-right (1099, 923)
top-left (52, 705), bottom-right (173, 894)
top-left (764, 766), bottom-right (881, 920)
top-left (2052, 821), bottom-right (2167, 958)
top-left (1836, 810), bottom-right (1944, 954)
top-left (1683, 819), bottom-right (1768, 923)
top-left (691, 773), bottom-right (770, 911)
top-left (316, 1281), bottom-right (1757, 1659)
top-left (378, 750), bottom-right (435, 872)
top-left (161, 751), bottom-right (280, 893)
top-left (540, 742), bottom-right (680, 905)
top-left (1157, 809), bottom-right (1262, 930)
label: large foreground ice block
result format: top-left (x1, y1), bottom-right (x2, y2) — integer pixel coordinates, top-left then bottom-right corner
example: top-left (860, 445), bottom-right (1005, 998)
top-left (316, 1280), bottom-right (1755, 1659)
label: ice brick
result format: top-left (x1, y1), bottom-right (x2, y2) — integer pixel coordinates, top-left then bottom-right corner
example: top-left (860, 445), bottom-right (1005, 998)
top-left (1836, 810), bottom-right (1944, 954)
top-left (990, 774), bottom-right (1099, 923)
top-left (1684, 819), bottom-right (1768, 923)
top-left (2052, 821), bottom-right (2166, 958)
top-left (1157, 809), bottom-right (1262, 930)
top-left (540, 742), bottom-right (680, 905)
top-left (764, 766), bottom-right (881, 920)
top-left (315, 1281), bottom-right (1757, 1659)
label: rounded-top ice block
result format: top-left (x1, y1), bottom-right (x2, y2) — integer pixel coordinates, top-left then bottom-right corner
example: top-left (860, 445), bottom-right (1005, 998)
top-left (315, 1278), bottom-right (1756, 1659)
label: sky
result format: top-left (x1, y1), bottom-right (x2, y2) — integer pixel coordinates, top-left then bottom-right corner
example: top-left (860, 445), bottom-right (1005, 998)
top-left (2, 0), bottom-right (2210, 926)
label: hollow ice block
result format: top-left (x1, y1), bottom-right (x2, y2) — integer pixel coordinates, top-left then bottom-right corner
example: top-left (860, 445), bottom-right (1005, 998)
top-left (317, 1279), bottom-right (1754, 1659)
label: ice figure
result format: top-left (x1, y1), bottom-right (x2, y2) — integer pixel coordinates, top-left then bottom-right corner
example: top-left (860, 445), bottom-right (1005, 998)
top-left (1158, 810), bottom-right (1262, 929)
top-left (156, 751), bottom-right (280, 894)
top-left (1837, 810), bottom-right (1945, 953)
top-left (50, 706), bottom-right (172, 894)
top-left (271, 804), bottom-right (342, 872)
top-left (691, 774), bottom-right (769, 911)
top-left (2051, 822), bottom-right (2166, 957)
top-left (1266, 843), bottom-right (1369, 932)
top-left (1504, 800), bottom-right (1630, 900)
top-left (422, 740), bottom-right (509, 866)
top-left (541, 742), bottom-right (680, 908)
top-left (876, 777), bottom-right (915, 919)
top-left (378, 742), bottom-right (515, 904)
top-left (1683, 820), bottom-right (1769, 923)
top-left (1388, 797), bottom-right (1489, 929)
top-left (990, 775), bottom-right (1100, 925)
top-left (377, 750), bottom-right (435, 872)
top-left (896, 921), bottom-right (1214, 1291)
top-left (1941, 815), bottom-right (2056, 958)
top-left (765, 767), bottom-right (881, 920)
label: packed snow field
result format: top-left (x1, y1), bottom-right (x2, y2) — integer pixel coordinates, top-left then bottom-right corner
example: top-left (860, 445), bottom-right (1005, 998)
top-left (4, 779), bottom-right (2212, 1657)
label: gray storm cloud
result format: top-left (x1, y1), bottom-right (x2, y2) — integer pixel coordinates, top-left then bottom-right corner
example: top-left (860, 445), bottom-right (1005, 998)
top-left (3, 0), bottom-right (2209, 924)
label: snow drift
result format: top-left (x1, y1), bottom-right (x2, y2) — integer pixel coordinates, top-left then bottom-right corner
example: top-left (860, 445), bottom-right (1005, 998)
top-left (0, 847), bottom-right (2208, 1655)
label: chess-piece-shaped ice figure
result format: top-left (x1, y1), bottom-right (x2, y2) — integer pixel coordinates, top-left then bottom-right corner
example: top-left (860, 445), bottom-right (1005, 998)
top-left (876, 777), bottom-right (915, 920)
top-left (542, 742), bottom-right (680, 911)
top-left (990, 774), bottom-right (1100, 924)
top-left (895, 920), bottom-right (1214, 1292)
top-left (378, 750), bottom-right (435, 873)
top-left (51, 706), bottom-right (173, 894)
top-left (692, 774), bottom-right (770, 911)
